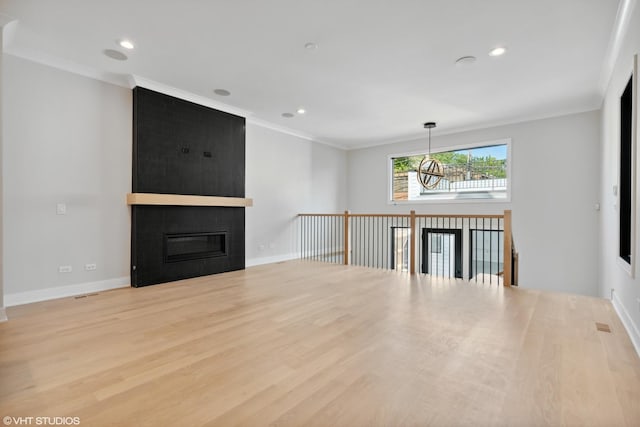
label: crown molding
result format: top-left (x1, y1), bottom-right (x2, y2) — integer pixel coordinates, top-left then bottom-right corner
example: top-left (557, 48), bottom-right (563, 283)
top-left (0, 13), bottom-right (15, 27)
top-left (5, 46), bottom-right (130, 87)
top-left (128, 75), bottom-right (254, 118)
top-left (347, 105), bottom-right (601, 151)
top-left (599, 0), bottom-right (638, 95)
top-left (1, 15), bottom-right (17, 50)
top-left (245, 117), bottom-right (346, 150)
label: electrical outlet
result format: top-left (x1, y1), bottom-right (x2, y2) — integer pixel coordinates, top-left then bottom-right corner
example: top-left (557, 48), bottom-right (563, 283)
top-left (259, 244), bottom-right (265, 251)
top-left (56, 203), bottom-right (67, 215)
top-left (85, 263), bottom-right (97, 271)
top-left (58, 265), bottom-right (72, 273)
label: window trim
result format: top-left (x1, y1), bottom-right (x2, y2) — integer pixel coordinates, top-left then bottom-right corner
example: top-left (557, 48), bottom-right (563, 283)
top-left (388, 138), bottom-right (512, 204)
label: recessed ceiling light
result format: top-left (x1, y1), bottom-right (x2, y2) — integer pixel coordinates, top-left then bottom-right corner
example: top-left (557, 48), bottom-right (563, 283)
top-left (282, 113), bottom-right (295, 118)
top-left (489, 46), bottom-right (507, 57)
top-left (119, 39), bottom-right (135, 50)
top-left (304, 42), bottom-right (318, 50)
top-left (297, 108), bottom-right (306, 114)
top-left (455, 55), bottom-right (477, 66)
top-left (103, 49), bottom-right (128, 61)
top-left (213, 89), bottom-right (231, 96)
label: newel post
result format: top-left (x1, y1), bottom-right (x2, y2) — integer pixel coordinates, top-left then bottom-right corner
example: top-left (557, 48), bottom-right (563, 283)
top-left (343, 210), bottom-right (350, 265)
top-left (504, 210), bottom-right (512, 287)
top-left (410, 210), bottom-right (416, 275)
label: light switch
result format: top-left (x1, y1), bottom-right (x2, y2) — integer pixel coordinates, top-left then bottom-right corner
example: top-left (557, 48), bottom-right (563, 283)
top-left (56, 203), bottom-right (67, 215)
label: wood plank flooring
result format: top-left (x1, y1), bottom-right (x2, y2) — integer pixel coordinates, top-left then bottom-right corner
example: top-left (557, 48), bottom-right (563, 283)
top-left (1, 260), bottom-right (639, 426)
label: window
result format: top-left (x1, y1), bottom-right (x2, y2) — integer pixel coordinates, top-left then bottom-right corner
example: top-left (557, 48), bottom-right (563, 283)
top-left (390, 139), bottom-right (510, 203)
top-left (619, 73), bottom-right (634, 265)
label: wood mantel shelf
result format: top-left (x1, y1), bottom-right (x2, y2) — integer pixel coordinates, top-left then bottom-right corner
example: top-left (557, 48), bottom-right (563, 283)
top-left (127, 193), bottom-right (253, 207)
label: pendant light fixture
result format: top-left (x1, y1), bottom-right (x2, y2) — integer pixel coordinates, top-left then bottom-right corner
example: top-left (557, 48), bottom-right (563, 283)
top-left (417, 122), bottom-right (444, 190)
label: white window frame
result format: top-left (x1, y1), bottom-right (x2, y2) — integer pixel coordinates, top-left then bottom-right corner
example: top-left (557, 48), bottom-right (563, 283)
top-left (388, 138), bottom-right (512, 204)
top-left (617, 54), bottom-right (638, 278)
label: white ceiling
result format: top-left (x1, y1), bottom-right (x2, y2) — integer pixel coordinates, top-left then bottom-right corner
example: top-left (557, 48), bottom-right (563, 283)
top-left (0, 0), bottom-right (622, 149)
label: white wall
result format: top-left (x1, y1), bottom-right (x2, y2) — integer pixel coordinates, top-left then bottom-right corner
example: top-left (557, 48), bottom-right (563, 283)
top-left (348, 111), bottom-right (601, 296)
top-left (245, 124), bottom-right (347, 265)
top-left (599, 1), bottom-right (640, 353)
top-left (2, 55), bottom-right (132, 304)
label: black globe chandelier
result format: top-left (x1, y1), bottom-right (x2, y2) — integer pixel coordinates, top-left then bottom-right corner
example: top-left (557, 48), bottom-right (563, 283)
top-left (417, 122), bottom-right (444, 190)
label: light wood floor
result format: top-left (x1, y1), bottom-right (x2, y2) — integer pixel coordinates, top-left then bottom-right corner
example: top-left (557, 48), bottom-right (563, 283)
top-left (1, 261), bottom-right (639, 427)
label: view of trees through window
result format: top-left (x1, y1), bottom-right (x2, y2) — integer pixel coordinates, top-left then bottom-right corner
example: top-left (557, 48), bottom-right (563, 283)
top-left (392, 143), bottom-right (508, 201)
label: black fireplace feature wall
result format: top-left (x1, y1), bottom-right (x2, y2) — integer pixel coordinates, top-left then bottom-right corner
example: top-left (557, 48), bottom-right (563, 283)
top-left (131, 87), bottom-right (246, 287)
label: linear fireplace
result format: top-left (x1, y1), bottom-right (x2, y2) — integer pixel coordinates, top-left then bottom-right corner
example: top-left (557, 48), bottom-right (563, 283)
top-left (130, 87), bottom-right (248, 287)
top-left (165, 232), bottom-right (227, 263)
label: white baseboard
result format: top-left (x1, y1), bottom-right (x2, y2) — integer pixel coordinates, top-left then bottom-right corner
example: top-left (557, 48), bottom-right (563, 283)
top-left (612, 291), bottom-right (640, 358)
top-left (246, 253), bottom-right (298, 268)
top-left (0, 307), bottom-right (7, 322)
top-left (4, 276), bottom-right (130, 307)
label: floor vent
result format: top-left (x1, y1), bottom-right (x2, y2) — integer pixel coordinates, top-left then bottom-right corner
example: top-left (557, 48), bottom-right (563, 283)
top-left (74, 293), bottom-right (99, 300)
top-left (596, 322), bottom-right (611, 333)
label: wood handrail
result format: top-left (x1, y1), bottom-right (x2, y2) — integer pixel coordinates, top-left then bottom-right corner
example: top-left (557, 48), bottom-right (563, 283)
top-left (299, 213), bottom-right (504, 219)
top-left (299, 209), bottom-right (515, 287)
top-left (298, 213), bottom-right (348, 217)
top-left (347, 214), bottom-right (410, 218)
